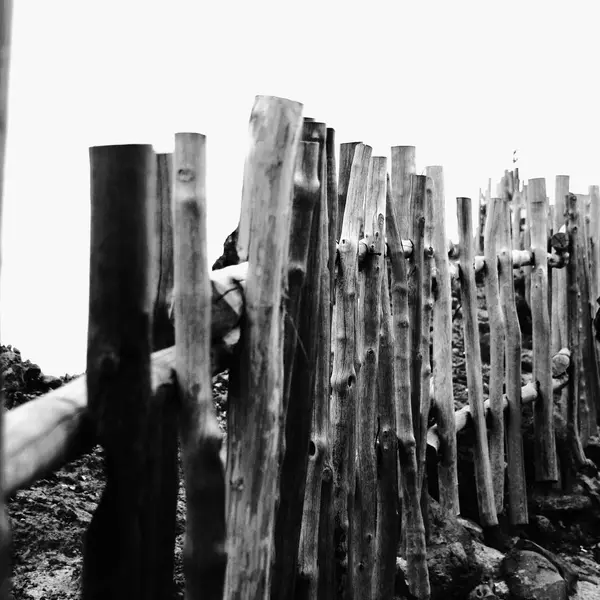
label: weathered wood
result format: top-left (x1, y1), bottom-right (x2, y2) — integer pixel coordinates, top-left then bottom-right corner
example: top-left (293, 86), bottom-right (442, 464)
top-left (553, 176), bottom-right (570, 352)
top-left (483, 197), bottom-right (506, 512)
top-left (426, 348), bottom-right (571, 451)
top-left (386, 174), bottom-right (430, 600)
top-left (173, 133), bottom-right (226, 600)
top-left (224, 95), bottom-right (303, 600)
top-left (337, 142), bottom-right (361, 240)
top-left (456, 197), bottom-right (498, 527)
top-left (272, 138), bottom-right (321, 600)
top-left (529, 179), bottom-right (559, 482)
top-left (331, 142), bottom-right (371, 599)
top-left (565, 193), bottom-right (589, 476)
top-left (297, 157), bottom-right (333, 600)
top-left (0, 1), bottom-right (13, 595)
top-left (427, 165), bottom-right (459, 516)
top-left (351, 157), bottom-right (386, 600)
top-left (390, 146), bottom-right (415, 241)
top-left (83, 144), bottom-right (160, 600)
top-left (151, 152), bottom-right (175, 351)
top-left (589, 185), bottom-right (600, 301)
top-left (374, 250), bottom-right (399, 600)
top-left (326, 128), bottom-right (338, 309)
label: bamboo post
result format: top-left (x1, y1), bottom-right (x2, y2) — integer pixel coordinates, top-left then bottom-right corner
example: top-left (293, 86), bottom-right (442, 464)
top-left (351, 157), bottom-right (386, 599)
top-left (565, 193), bottom-right (589, 478)
top-left (528, 179), bottom-right (559, 482)
top-left (172, 133), bottom-right (226, 600)
top-left (151, 153), bottom-right (175, 351)
top-left (456, 197), bottom-right (498, 528)
top-left (386, 176), bottom-right (430, 599)
top-left (83, 144), bottom-right (163, 600)
top-left (553, 176), bottom-right (570, 352)
top-left (224, 96), bottom-right (303, 599)
top-left (297, 156), bottom-right (333, 600)
top-left (331, 142), bottom-right (371, 598)
top-left (427, 166), bottom-right (459, 515)
top-left (337, 142), bottom-right (361, 239)
top-left (483, 196), bottom-right (506, 511)
top-left (0, 2), bottom-right (12, 596)
top-left (272, 139), bottom-right (322, 600)
top-left (374, 243), bottom-right (399, 600)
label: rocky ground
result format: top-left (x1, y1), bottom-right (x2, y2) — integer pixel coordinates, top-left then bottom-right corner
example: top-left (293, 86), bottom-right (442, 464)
top-left (3, 279), bottom-right (600, 599)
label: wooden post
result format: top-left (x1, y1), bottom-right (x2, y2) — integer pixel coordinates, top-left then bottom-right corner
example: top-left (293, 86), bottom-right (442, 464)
top-left (0, 2), bottom-right (13, 596)
top-left (390, 146), bottom-right (416, 240)
top-left (553, 176), bottom-right (570, 352)
top-left (151, 153), bottom-right (175, 351)
top-left (427, 166), bottom-right (459, 516)
top-left (386, 176), bottom-right (429, 599)
top-left (172, 133), bottom-right (226, 600)
top-left (337, 142), bottom-right (361, 240)
top-left (351, 157), bottom-right (386, 600)
top-left (528, 179), bottom-right (559, 482)
top-left (456, 197), bottom-right (498, 528)
top-left (331, 143), bottom-right (371, 598)
top-left (224, 96), bottom-right (303, 599)
top-left (83, 144), bottom-right (162, 600)
top-left (589, 185), bottom-right (600, 301)
top-left (327, 128), bottom-right (338, 308)
top-left (272, 138), bottom-right (321, 600)
top-left (483, 196), bottom-right (506, 511)
top-left (374, 243), bottom-right (399, 600)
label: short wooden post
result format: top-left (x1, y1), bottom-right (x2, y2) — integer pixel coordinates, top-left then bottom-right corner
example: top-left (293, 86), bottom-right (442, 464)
top-left (529, 179), bottom-right (559, 482)
top-left (172, 133), bottom-right (226, 600)
top-left (483, 196), bottom-right (507, 510)
top-left (0, 2), bottom-right (13, 596)
top-left (83, 144), bottom-right (161, 600)
top-left (331, 142), bottom-right (371, 598)
top-left (224, 95), bottom-right (303, 599)
top-left (427, 165), bottom-right (459, 516)
top-left (456, 197), bottom-right (498, 528)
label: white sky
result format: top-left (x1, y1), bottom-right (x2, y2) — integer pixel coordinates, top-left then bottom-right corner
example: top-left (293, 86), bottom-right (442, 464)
top-left (2, 0), bottom-right (600, 375)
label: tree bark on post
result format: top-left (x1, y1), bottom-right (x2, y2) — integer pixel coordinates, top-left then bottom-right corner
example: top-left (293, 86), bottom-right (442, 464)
top-left (331, 143), bottom-right (371, 599)
top-left (528, 179), bottom-right (559, 483)
top-left (0, 1), bottom-right (13, 596)
top-left (173, 133), bottom-right (227, 600)
top-left (224, 95), bottom-right (303, 600)
top-left (83, 144), bottom-right (161, 600)
top-left (483, 196), bottom-right (506, 512)
top-left (456, 197), bottom-right (498, 528)
top-left (427, 165), bottom-right (459, 516)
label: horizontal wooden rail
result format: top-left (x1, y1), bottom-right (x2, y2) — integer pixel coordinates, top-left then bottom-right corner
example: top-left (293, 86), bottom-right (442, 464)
top-left (427, 348), bottom-right (571, 452)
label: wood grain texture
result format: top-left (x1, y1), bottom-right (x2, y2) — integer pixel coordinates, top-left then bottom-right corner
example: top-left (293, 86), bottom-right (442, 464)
top-left (224, 95), bottom-right (303, 600)
top-left (553, 176), bottom-right (570, 352)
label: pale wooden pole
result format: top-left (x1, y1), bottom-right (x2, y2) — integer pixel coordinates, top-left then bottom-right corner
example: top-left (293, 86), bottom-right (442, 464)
top-left (456, 197), bottom-right (498, 528)
top-left (224, 96), bottom-right (303, 599)
top-left (483, 195), bottom-right (506, 512)
top-left (83, 144), bottom-right (159, 600)
top-left (427, 165), bottom-right (459, 516)
top-left (589, 185), bottom-right (600, 301)
top-left (390, 146), bottom-right (416, 240)
top-left (386, 175), bottom-right (429, 600)
top-left (173, 133), bottom-right (226, 600)
top-left (0, 1), bottom-right (12, 597)
top-left (529, 179), bottom-right (559, 483)
top-left (331, 142), bottom-right (371, 598)
top-left (337, 142), bottom-right (361, 240)
top-left (553, 175), bottom-right (570, 352)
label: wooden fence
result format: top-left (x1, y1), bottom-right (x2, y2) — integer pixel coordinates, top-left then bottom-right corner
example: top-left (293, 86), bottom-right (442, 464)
top-left (0, 10), bottom-right (599, 597)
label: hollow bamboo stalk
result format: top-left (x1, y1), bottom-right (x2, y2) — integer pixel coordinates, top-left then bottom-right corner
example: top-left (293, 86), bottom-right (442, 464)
top-left (528, 179), bottom-right (559, 482)
top-left (0, 1), bottom-right (12, 595)
top-left (482, 197), bottom-right (506, 511)
top-left (374, 251), bottom-right (399, 600)
top-left (297, 162), bottom-right (333, 600)
top-left (553, 176), bottom-right (570, 352)
top-left (337, 142), bottom-right (361, 240)
top-left (565, 193), bottom-right (589, 474)
top-left (83, 144), bottom-right (161, 600)
top-left (172, 134), bottom-right (226, 600)
top-left (498, 193), bottom-right (529, 524)
top-left (224, 95), bottom-right (303, 599)
top-left (456, 197), bottom-right (498, 527)
top-left (331, 143), bottom-right (371, 598)
top-left (272, 140), bottom-right (322, 600)
top-left (427, 165), bottom-right (459, 515)
top-left (386, 175), bottom-right (430, 599)
top-left (350, 156), bottom-right (386, 600)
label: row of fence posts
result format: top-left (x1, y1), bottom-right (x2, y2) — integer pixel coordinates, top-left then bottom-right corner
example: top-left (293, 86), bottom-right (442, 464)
top-left (0, 86), bottom-right (599, 599)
